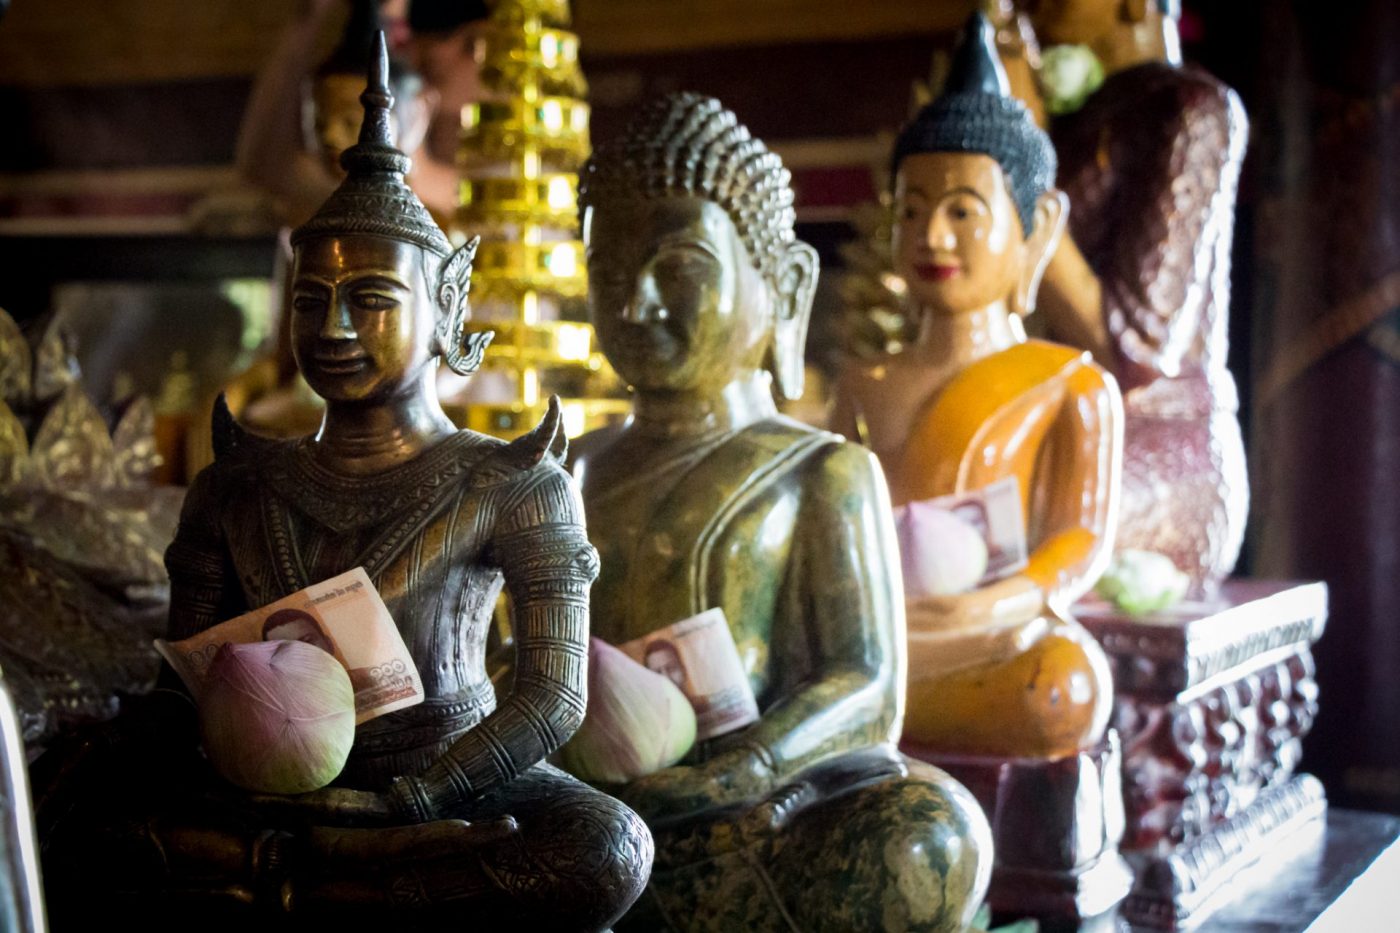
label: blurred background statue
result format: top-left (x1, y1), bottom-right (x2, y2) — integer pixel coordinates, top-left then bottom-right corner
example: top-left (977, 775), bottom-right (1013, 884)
top-left (1020, 0), bottom-right (1249, 596)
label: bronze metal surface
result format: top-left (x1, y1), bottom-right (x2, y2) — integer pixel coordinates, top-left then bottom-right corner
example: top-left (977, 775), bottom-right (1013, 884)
top-left (35, 38), bottom-right (650, 931)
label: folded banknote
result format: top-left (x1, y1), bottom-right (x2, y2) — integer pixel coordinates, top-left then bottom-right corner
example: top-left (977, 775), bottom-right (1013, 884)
top-left (620, 608), bottom-right (760, 741)
top-left (155, 567), bottom-right (423, 724)
top-left (927, 476), bottom-right (1030, 586)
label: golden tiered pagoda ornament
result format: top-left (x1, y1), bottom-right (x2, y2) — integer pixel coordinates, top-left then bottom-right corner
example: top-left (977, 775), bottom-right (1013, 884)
top-left (449, 0), bottom-right (627, 438)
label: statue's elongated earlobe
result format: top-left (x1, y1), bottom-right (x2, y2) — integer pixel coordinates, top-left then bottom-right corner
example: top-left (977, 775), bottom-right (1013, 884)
top-left (766, 241), bottom-right (819, 401)
top-left (1012, 190), bottom-right (1067, 317)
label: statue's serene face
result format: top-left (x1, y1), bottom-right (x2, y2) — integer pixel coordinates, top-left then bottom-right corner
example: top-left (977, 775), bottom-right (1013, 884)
top-left (584, 196), bottom-right (771, 395)
top-left (311, 74), bottom-right (366, 176)
top-left (893, 152), bottom-right (1026, 316)
top-left (1020, 0), bottom-right (1122, 45)
top-left (291, 235), bottom-right (438, 404)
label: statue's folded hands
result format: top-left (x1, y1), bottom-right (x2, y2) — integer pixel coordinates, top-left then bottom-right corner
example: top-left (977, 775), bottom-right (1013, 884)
top-left (617, 743), bottom-right (777, 823)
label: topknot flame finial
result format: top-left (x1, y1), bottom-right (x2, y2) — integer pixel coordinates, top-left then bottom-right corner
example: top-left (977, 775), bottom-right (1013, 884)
top-left (944, 11), bottom-right (1010, 98)
top-left (358, 31), bottom-right (395, 148)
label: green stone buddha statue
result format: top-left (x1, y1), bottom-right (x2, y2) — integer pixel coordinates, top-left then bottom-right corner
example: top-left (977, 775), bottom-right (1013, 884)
top-left (35, 37), bottom-right (651, 932)
top-left (570, 93), bottom-right (992, 933)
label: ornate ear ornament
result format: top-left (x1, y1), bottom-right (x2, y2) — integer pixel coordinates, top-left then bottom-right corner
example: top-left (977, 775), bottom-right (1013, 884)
top-left (436, 235), bottom-right (478, 315)
top-left (441, 327), bottom-right (495, 377)
top-left (434, 237), bottom-right (494, 376)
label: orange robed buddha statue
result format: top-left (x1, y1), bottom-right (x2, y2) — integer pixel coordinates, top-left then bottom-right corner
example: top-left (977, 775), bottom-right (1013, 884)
top-left (1021, 0), bottom-right (1249, 594)
top-left (35, 38), bottom-right (650, 932)
top-left (569, 93), bottom-right (992, 932)
top-left (832, 17), bottom-right (1123, 761)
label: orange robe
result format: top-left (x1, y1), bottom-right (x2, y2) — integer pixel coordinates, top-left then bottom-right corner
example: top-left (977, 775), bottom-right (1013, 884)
top-left (889, 340), bottom-right (1123, 758)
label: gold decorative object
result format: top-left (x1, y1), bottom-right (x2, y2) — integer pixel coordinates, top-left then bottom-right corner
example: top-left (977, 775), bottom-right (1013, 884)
top-left (34, 39), bottom-right (651, 930)
top-left (451, 0), bottom-right (628, 438)
top-left (835, 169), bottom-right (914, 361)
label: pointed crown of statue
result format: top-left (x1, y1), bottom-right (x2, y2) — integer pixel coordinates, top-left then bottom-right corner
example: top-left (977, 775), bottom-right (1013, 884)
top-left (891, 12), bottom-right (1056, 233)
top-left (291, 32), bottom-right (452, 257)
top-left (578, 92), bottom-right (797, 281)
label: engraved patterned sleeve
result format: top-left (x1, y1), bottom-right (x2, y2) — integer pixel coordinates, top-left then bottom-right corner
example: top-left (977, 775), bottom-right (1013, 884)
top-left (398, 461), bottom-right (597, 819)
top-left (1100, 74), bottom-right (1245, 389)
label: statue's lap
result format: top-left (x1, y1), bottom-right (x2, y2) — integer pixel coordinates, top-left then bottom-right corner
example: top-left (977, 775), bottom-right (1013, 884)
top-left (621, 747), bottom-right (989, 933)
top-left (43, 741), bottom-right (646, 929)
top-left (905, 618), bottom-right (1113, 758)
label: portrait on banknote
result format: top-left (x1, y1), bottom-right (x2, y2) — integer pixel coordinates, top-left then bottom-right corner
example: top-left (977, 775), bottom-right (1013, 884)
top-left (261, 609), bottom-right (337, 656)
top-left (155, 568), bottom-right (424, 724)
top-left (621, 609), bottom-right (760, 741)
top-left (642, 639), bottom-right (687, 689)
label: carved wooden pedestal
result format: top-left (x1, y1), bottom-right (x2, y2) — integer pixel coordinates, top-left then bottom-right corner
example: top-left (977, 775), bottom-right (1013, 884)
top-left (1076, 580), bottom-right (1329, 930)
top-left (901, 735), bottom-right (1133, 929)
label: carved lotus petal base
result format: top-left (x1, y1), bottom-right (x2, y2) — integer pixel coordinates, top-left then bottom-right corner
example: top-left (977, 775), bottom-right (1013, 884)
top-left (901, 733), bottom-right (1132, 925)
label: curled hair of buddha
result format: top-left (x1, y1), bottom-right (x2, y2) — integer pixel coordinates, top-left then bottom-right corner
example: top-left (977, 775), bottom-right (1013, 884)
top-left (891, 12), bottom-right (1056, 234)
top-left (579, 93), bottom-right (797, 280)
top-left (292, 32), bottom-right (452, 258)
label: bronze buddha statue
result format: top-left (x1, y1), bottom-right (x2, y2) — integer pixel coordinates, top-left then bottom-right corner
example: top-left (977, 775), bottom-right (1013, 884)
top-left (1018, 0), bottom-right (1249, 594)
top-left (36, 38), bottom-right (650, 931)
top-left (832, 15), bottom-right (1122, 761)
top-left (570, 92), bottom-right (992, 933)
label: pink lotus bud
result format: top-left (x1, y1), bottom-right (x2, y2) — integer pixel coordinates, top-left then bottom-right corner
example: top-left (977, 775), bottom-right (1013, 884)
top-left (556, 638), bottom-right (697, 785)
top-left (894, 501), bottom-right (989, 597)
top-left (199, 640), bottom-right (356, 794)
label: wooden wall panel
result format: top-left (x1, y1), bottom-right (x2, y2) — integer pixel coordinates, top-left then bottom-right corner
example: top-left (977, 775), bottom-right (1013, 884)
top-left (0, 0), bottom-right (975, 86)
top-left (0, 0), bottom-right (308, 86)
top-left (574, 0), bottom-right (973, 54)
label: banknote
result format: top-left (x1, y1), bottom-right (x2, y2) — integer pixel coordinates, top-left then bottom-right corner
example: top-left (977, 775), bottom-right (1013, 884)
top-left (927, 476), bottom-right (1029, 585)
top-left (620, 608), bottom-right (760, 742)
top-left (155, 568), bottom-right (424, 725)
